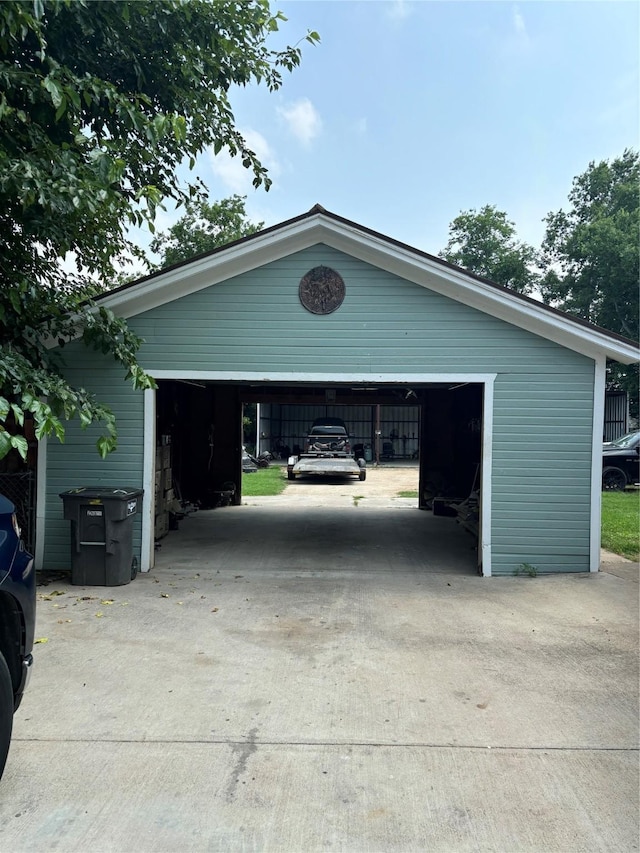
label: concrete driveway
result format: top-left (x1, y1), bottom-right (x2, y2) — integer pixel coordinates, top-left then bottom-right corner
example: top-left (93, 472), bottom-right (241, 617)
top-left (1, 501), bottom-right (638, 852)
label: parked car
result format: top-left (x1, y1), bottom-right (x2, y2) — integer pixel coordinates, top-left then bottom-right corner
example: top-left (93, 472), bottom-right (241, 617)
top-left (602, 430), bottom-right (640, 490)
top-left (603, 430), bottom-right (640, 450)
top-left (0, 493), bottom-right (36, 780)
top-left (289, 417), bottom-right (365, 481)
top-left (303, 417), bottom-right (352, 455)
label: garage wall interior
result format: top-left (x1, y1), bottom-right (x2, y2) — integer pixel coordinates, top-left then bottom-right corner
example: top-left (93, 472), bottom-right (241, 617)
top-left (37, 208), bottom-right (639, 578)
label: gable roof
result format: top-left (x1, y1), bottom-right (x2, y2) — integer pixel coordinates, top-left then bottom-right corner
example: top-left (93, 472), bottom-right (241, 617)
top-left (99, 204), bottom-right (639, 365)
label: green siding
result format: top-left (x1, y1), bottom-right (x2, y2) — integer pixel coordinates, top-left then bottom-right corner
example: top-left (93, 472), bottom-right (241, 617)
top-left (43, 244), bottom-right (596, 576)
top-left (43, 345), bottom-right (144, 571)
top-left (491, 369), bottom-right (593, 574)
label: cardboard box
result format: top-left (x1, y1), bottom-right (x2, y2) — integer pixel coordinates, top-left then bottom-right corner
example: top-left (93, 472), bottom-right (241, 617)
top-left (154, 512), bottom-right (169, 539)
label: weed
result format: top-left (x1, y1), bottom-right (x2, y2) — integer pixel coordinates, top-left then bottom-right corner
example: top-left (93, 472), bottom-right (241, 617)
top-left (513, 562), bottom-right (538, 578)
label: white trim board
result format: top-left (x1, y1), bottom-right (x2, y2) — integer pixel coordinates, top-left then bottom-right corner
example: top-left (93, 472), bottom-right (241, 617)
top-left (150, 370), bottom-right (498, 384)
top-left (590, 358), bottom-right (607, 572)
top-left (141, 388), bottom-right (156, 573)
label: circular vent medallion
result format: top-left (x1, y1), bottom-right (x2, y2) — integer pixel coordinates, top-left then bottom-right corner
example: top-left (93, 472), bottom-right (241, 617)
top-left (299, 266), bottom-right (345, 315)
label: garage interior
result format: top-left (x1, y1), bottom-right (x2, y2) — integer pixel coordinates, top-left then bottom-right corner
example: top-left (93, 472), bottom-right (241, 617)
top-left (154, 380), bottom-right (483, 565)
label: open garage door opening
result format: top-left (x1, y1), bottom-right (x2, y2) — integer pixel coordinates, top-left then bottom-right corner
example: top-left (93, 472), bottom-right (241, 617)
top-left (150, 378), bottom-right (487, 573)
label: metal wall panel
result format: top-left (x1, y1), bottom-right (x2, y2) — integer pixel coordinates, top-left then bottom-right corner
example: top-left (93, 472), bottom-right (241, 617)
top-left (603, 391), bottom-right (629, 441)
top-left (258, 405), bottom-right (420, 459)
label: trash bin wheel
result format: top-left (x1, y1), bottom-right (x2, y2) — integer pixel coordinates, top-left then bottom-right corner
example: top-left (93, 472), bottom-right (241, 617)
top-left (131, 557), bottom-right (138, 581)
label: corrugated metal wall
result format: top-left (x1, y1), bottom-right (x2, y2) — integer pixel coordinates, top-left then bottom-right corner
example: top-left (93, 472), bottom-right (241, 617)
top-left (258, 405), bottom-right (420, 459)
top-left (43, 243), bottom-right (596, 575)
top-left (603, 391), bottom-right (628, 441)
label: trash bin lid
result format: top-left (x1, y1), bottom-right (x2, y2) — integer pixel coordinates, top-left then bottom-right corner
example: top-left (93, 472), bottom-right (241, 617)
top-left (59, 487), bottom-right (143, 500)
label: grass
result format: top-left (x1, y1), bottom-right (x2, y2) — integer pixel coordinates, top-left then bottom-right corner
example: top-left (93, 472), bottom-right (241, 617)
top-left (241, 465), bottom-right (288, 497)
top-left (601, 490), bottom-right (640, 561)
top-left (397, 490), bottom-right (418, 498)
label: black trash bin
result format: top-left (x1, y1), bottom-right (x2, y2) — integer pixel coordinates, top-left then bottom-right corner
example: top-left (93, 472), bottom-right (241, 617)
top-left (59, 487), bottom-right (143, 586)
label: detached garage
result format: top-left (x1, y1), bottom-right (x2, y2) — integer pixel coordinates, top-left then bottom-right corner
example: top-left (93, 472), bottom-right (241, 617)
top-left (37, 206), bottom-right (639, 577)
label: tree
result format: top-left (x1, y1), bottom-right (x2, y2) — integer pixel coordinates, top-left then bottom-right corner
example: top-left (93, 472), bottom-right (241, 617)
top-left (540, 149), bottom-right (639, 339)
top-left (150, 195), bottom-right (265, 268)
top-left (0, 0), bottom-right (318, 460)
top-left (439, 205), bottom-right (538, 294)
top-left (540, 150), bottom-right (639, 417)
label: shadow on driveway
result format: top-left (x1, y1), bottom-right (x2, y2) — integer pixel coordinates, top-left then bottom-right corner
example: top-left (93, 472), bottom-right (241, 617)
top-left (154, 504), bottom-right (480, 577)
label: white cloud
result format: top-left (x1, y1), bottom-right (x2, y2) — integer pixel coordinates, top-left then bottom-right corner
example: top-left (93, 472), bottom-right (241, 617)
top-left (208, 129), bottom-right (280, 194)
top-left (510, 4), bottom-right (532, 53)
top-left (386, 0), bottom-right (411, 21)
top-left (513, 6), bottom-right (526, 37)
top-left (354, 117), bottom-right (368, 136)
top-left (277, 98), bottom-right (322, 146)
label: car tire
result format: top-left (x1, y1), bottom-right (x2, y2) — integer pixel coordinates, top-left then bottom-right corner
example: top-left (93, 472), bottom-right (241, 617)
top-left (602, 467), bottom-right (627, 491)
top-left (0, 652), bottom-right (14, 781)
top-left (359, 468), bottom-right (367, 481)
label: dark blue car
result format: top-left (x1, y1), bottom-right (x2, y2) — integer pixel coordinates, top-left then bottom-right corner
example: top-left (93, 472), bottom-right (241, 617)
top-left (0, 493), bottom-right (36, 780)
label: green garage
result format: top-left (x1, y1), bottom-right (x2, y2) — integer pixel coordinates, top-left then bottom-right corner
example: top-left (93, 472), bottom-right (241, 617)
top-left (36, 207), bottom-right (639, 577)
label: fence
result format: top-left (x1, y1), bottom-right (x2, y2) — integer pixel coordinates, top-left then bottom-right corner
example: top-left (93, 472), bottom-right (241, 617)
top-left (0, 471), bottom-right (36, 554)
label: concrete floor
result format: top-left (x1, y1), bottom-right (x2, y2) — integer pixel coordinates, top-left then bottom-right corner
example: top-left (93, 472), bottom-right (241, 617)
top-left (1, 504), bottom-right (638, 852)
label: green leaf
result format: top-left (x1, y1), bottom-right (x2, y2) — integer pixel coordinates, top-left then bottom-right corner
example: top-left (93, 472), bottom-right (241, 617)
top-left (97, 435), bottom-right (117, 458)
top-left (43, 76), bottom-right (63, 108)
top-left (0, 431), bottom-right (11, 458)
top-left (10, 435), bottom-right (28, 459)
top-left (10, 404), bottom-right (24, 426)
top-left (55, 95), bottom-right (67, 121)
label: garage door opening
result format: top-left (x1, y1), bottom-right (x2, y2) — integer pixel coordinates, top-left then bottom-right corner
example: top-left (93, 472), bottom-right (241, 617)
top-left (147, 375), bottom-right (491, 574)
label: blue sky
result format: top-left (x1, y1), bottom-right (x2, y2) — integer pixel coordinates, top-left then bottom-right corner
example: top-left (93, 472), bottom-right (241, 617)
top-left (146, 1), bottom-right (639, 263)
